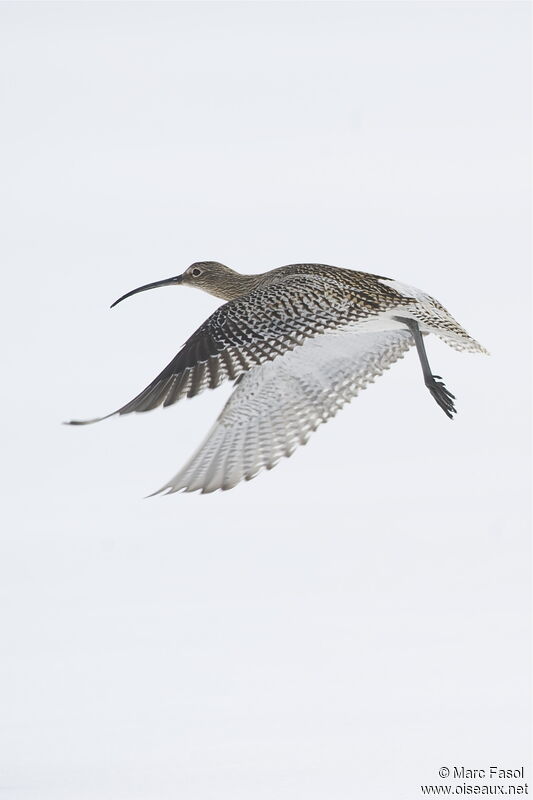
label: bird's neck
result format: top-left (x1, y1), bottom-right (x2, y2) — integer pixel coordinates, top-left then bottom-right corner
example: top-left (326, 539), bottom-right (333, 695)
top-left (204, 272), bottom-right (265, 302)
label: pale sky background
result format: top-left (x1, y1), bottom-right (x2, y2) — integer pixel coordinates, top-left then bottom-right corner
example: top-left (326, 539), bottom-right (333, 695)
top-left (0, 2), bottom-right (530, 799)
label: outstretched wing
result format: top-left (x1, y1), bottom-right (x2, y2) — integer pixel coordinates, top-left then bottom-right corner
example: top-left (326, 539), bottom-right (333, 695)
top-left (153, 328), bottom-right (414, 494)
top-left (68, 275), bottom-right (363, 425)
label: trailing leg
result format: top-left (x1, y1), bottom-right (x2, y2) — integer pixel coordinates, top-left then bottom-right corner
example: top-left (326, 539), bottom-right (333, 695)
top-left (394, 317), bottom-right (457, 419)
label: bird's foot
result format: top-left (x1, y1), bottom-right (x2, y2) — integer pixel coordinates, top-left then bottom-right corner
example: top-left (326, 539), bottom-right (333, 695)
top-left (425, 375), bottom-right (456, 419)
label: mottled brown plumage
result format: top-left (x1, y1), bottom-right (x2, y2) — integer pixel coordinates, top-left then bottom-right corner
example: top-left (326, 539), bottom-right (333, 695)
top-left (68, 261), bottom-right (487, 493)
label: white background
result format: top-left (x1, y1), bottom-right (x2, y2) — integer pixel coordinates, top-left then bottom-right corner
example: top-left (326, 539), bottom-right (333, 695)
top-left (0, 2), bottom-right (530, 798)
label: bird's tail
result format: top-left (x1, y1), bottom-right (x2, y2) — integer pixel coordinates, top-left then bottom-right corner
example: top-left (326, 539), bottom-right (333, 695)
top-left (382, 279), bottom-right (489, 355)
top-left (411, 299), bottom-right (489, 354)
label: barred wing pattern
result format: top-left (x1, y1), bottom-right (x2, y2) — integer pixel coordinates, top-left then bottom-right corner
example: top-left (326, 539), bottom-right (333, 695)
top-left (153, 328), bottom-right (414, 494)
top-left (379, 278), bottom-right (489, 354)
top-left (70, 275), bottom-right (375, 425)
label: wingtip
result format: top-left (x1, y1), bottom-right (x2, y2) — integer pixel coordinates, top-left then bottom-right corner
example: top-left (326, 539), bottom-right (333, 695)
top-left (144, 489), bottom-right (162, 499)
top-left (144, 485), bottom-right (176, 499)
top-left (63, 415), bottom-right (109, 426)
top-left (145, 480), bottom-right (221, 497)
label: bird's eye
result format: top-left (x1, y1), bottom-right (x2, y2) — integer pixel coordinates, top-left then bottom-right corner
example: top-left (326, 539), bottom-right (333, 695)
top-left (191, 267), bottom-right (202, 278)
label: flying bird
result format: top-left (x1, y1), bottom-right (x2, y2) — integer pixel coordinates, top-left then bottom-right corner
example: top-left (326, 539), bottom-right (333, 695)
top-left (67, 261), bottom-right (487, 494)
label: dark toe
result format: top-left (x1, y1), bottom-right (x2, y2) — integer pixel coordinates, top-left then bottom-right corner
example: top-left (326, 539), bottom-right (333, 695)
top-left (427, 376), bottom-right (457, 418)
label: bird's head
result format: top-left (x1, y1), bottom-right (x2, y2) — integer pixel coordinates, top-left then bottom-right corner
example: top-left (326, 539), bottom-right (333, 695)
top-left (111, 261), bottom-right (252, 307)
top-left (180, 261), bottom-right (243, 296)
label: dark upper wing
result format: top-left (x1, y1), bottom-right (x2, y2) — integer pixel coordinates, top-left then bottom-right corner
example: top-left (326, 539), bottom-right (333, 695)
top-left (68, 275), bottom-right (371, 425)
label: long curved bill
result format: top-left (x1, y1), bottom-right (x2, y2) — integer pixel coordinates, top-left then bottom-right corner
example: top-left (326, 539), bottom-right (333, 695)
top-left (110, 274), bottom-right (183, 308)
